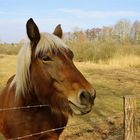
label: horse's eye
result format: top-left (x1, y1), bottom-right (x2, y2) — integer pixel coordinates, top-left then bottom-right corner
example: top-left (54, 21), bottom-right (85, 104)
top-left (42, 56), bottom-right (52, 62)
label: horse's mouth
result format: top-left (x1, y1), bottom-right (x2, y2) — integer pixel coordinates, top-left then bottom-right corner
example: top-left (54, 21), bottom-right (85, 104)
top-left (69, 101), bottom-right (92, 115)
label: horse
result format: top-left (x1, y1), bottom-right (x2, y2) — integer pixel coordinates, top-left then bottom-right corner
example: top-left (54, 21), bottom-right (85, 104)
top-left (0, 18), bottom-right (96, 140)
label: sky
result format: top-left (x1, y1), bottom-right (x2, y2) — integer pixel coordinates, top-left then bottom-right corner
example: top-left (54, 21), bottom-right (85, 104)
top-left (0, 0), bottom-right (140, 43)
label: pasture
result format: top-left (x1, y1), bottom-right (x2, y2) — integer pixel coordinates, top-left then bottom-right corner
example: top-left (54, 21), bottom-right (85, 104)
top-left (0, 54), bottom-right (140, 139)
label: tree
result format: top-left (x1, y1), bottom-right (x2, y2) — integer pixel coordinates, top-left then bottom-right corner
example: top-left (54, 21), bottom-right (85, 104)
top-left (131, 20), bottom-right (140, 43)
top-left (100, 26), bottom-right (113, 41)
top-left (113, 19), bottom-right (131, 42)
top-left (86, 28), bottom-right (101, 40)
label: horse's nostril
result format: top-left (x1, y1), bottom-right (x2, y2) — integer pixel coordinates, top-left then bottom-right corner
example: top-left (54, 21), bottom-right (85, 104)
top-left (79, 91), bottom-right (92, 105)
top-left (92, 95), bottom-right (96, 100)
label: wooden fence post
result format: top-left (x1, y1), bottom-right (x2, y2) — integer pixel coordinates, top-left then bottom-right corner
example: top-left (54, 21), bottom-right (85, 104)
top-left (123, 95), bottom-right (136, 140)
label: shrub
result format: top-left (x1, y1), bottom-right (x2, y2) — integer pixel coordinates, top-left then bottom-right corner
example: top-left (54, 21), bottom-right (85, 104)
top-left (0, 44), bottom-right (21, 55)
top-left (67, 39), bottom-right (140, 64)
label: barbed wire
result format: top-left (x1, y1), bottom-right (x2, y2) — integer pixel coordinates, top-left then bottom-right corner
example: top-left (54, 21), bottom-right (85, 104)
top-left (0, 113), bottom-right (122, 140)
top-left (7, 125), bottom-right (67, 140)
top-left (7, 121), bottom-right (99, 140)
top-left (0, 94), bottom-right (139, 112)
top-left (1, 112), bottom-right (139, 140)
top-left (0, 104), bottom-right (139, 112)
top-left (0, 104), bottom-right (49, 111)
top-left (0, 95), bottom-right (139, 140)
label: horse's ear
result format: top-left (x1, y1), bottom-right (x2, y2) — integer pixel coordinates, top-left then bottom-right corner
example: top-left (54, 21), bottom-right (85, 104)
top-left (26, 18), bottom-right (40, 44)
top-left (53, 24), bottom-right (63, 38)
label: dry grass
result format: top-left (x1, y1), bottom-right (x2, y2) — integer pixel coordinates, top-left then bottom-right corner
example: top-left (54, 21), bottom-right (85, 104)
top-left (0, 44), bottom-right (21, 55)
top-left (68, 39), bottom-right (140, 68)
top-left (61, 61), bottom-right (140, 139)
top-left (0, 55), bottom-right (140, 139)
top-left (84, 55), bottom-right (140, 68)
top-left (0, 55), bottom-right (16, 89)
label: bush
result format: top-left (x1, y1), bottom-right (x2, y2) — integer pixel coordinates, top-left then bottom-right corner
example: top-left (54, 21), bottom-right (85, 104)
top-left (67, 39), bottom-right (140, 64)
top-left (0, 44), bottom-right (21, 55)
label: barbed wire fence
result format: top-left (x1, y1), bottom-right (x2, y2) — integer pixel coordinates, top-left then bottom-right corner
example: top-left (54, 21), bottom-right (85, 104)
top-left (0, 95), bottom-right (139, 140)
top-left (5, 115), bottom-right (124, 140)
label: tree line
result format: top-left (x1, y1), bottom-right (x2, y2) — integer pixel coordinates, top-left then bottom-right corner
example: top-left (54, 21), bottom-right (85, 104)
top-left (65, 19), bottom-right (140, 44)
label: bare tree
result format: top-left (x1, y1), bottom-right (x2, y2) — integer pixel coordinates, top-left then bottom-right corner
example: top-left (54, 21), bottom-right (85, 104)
top-left (100, 26), bottom-right (113, 41)
top-left (112, 19), bottom-right (131, 42)
top-left (86, 28), bottom-right (102, 40)
top-left (131, 20), bottom-right (140, 43)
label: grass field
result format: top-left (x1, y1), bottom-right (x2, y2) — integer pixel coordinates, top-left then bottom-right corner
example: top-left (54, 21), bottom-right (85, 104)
top-left (0, 55), bottom-right (140, 139)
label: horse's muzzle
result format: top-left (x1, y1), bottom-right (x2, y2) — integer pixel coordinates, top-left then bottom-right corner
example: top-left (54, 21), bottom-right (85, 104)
top-left (69, 89), bottom-right (96, 115)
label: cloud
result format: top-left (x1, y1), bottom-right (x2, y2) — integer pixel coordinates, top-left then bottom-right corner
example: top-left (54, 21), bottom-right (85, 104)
top-left (0, 9), bottom-right (33, 17)
top-left (57, 8), bottom-right (140, 19)
top-left (0, 18), bottom-right (79, 32)
top-left (0, 19), bottom-right (26, 25)
top-left (1, 9), bottom-right (139, 43)
top-left (0, 18), bottom-right (83, 43)
top-left (36, 18), bottom-right (84, 29)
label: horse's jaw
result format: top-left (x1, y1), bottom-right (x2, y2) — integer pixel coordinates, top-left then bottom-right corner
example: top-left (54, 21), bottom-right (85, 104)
top-left (68, 101), bottom-right (92, 115)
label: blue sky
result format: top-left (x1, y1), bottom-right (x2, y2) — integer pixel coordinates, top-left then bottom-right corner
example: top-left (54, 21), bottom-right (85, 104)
top-left (0, 0), bottom-right (140, 43)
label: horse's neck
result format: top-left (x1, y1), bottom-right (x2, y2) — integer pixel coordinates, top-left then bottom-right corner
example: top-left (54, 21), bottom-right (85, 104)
top-left (20, 91), bottom-right (69, 128)
top-left (1, 77), bottom-right (69, 128)
top-left (0, 85), bottom-right (68, 138)
top-left (17, 92), bottom-right (68, 129)
top-left (0, 90), bottom-right (4, 107)
top-left (0, 75), bottom-right (16, 106)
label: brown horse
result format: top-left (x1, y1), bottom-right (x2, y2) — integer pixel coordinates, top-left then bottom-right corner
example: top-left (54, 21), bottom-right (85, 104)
top-left (0, 18), bottom-right (96, 140)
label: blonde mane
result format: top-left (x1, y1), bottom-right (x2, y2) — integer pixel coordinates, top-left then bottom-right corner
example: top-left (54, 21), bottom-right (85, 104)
top-left (10, 33), bottom-right (68, 97)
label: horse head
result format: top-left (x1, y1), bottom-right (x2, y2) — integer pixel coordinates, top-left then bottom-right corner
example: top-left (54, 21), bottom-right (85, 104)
top-left (12, 18), bottom-right (96, 115)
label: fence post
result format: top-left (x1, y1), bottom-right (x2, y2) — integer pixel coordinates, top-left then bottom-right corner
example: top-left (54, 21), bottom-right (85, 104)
top-left (123, 95), bottom-right (136, 140)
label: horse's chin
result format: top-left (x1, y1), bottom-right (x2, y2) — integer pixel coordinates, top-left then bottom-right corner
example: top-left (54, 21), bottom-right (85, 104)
top-left (69, 101), bottom-right (92, 115)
